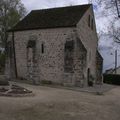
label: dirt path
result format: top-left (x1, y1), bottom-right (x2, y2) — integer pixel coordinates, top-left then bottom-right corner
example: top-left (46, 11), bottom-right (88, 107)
top-left (0, 82), bottom-right (120, 120)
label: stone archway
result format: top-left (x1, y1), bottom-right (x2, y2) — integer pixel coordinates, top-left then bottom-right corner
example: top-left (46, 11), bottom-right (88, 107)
top-left (27, 40), bottom-right (36, 84)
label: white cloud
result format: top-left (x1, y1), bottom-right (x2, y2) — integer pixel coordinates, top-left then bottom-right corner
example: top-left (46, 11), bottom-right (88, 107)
top-left (21, 0), bottom-right (89, 12)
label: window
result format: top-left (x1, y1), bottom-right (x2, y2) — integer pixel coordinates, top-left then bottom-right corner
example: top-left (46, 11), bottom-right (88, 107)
top-left (91, 18), bottom-right (94, 30)
top-left (27, 40), bottom-right (36, 48)
top-left (88, 15), bottom-right (90, 27)
top-left (41, 43), bottom-right (44, 53)
top-left (88, 15), bottom-right (94, 30)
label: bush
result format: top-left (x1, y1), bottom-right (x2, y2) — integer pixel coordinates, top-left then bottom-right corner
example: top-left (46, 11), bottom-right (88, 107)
top-left (0, 80), bottom-right (9, 86)
top-left (41, 80), bottom-right (52, 85)
top-left (0, 53), bottom-right (6, 72)
top-left (103, 74), bottom-right (120, 85)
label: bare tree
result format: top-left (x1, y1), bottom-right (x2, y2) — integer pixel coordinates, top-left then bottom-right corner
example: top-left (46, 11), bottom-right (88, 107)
top-left (96, 0), bottom-right (120, 45)
top-left (108, 21), bottom-right (120, 43)
top-left (0, 0), bottom-right (26, 48)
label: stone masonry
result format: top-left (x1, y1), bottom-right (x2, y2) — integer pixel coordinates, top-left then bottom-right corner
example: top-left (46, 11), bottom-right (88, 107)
top-left (7, 4), bottom-right (103, 87)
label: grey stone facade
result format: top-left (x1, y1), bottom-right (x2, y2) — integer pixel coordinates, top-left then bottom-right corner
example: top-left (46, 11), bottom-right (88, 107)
top-left (6, 4), bottom-right (103, 87)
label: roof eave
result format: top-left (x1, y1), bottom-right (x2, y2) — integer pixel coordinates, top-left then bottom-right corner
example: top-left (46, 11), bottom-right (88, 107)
top-left (7, 25), bottom-right (76, 32)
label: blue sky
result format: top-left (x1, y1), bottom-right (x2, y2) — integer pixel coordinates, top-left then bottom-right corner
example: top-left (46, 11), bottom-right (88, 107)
top-left (21, 0), bottom-right (120, 72)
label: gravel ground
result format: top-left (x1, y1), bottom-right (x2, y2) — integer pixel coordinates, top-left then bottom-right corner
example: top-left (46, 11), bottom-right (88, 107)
top-left (0, 82), bottom-right (120, 120)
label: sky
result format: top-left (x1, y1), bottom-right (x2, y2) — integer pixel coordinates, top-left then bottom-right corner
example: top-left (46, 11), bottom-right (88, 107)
top-left (21, 0), bottom-right (89, 11)
top-left (21, 0), bottom-right (120, 72)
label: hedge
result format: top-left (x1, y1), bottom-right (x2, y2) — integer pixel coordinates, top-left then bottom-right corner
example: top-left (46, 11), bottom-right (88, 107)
top-left (0, 80), bottom-right (9, 86)
top-left (0, 53), bottom-right (5, 72)
top-left (103, 74), bottom-right (120, 85)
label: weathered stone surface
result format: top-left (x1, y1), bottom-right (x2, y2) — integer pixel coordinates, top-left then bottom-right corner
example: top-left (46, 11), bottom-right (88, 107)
top-left (6, 6), bottom-right (103, 87)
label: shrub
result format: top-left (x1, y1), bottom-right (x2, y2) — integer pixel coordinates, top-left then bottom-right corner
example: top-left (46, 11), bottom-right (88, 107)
top-left (0, 53), bottom-right (6, 72)
top-left (103, 74), bottom-right (120, 85)
top-left (0, 80), bottom-right (9, 86)
top-left (41, 80), bottom-right (52, 85)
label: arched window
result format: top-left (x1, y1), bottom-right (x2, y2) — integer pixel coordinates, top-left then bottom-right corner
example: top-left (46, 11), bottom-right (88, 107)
top-left (64, 40), bottom-right (74, 73)
top-left (26, 40), bottom-right (36, 61)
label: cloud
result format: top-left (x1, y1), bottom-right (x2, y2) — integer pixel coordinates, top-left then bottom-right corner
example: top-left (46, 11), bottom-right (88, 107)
top-left (21, 0), bottom-right (89, 12)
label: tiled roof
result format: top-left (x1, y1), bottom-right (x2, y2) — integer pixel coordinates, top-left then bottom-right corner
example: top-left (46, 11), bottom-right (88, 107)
top-left (10, 4), bottom-right (91, 31)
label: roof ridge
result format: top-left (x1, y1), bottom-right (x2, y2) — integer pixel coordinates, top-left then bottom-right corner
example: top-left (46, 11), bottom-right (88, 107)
top-left (31, 4), bottom-right (91, 12)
